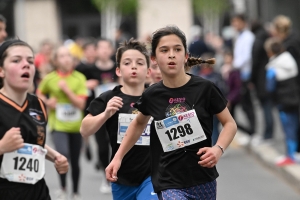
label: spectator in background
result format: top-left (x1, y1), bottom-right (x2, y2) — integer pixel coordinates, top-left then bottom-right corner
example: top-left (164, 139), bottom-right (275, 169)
top-left (188, 25), bottom-right (214, 75)
top-left (0, 15), bottom-right (7, 45)
top-left (264, 38), bottom-right (299, 166)
top-left (251, 20), bottom-right (274, 146)
top-left (270, 15), bottom-right (300, 153)
top-left (199, 53), bottom-right (227, 145)
top-left (221, 49), bottom-right (241, 121)
top-left (231, 13), bottom-right (256, 145)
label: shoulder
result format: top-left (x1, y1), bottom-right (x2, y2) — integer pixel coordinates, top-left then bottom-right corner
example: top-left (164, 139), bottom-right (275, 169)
top-left (71, 70), bottom-right (86, 80)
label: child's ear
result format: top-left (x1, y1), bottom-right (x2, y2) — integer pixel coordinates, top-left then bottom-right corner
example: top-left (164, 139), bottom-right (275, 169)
top-left (0, 67), bottom-right (4, 78)
top-left (115, 67), bottom-right (122, 77)
top-left (151, 56), bottom-right (156, 63)
top-left (185, 53), bottom-right (189, 63)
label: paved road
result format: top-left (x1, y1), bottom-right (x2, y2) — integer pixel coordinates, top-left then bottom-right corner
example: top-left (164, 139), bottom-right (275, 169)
top-left (217, 146), bottom-right (300, 200)
top-left (44, 138), bottom-right (300, 200)
top-left (43, 98), bottom-right (300, 200)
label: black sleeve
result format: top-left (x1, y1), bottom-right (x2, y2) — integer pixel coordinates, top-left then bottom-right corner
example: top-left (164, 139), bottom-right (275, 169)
top-left (86, 91), bottom-right (112, 116)
top-left (133, 92), bottom-right (150, 116)
top-left (209, 83), bottom-right (228, 114)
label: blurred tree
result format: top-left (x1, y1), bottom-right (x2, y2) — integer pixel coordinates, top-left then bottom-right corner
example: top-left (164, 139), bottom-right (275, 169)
top-left (193, 0), bottom-right (230, 34)
top-left (91, 0), bottom-right (138, 45)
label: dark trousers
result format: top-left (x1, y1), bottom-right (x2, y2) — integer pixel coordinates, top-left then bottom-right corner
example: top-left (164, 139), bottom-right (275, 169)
top-left (259, 98), bottom-right (274, 139)
top-left (237, 81), bottom-right (256, 135)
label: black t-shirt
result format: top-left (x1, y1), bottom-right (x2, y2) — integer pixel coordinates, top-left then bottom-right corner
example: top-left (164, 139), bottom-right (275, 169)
top-left (134, 74), bottom-right (227, 192)
top-left (0, 93), bottom-right (50, 199)
top-left (86, 85), bottom-right (150, 186)
top-left (88, 63), bottom-right (118, 85)
top-left (75, 61), bottom-right (96, 115)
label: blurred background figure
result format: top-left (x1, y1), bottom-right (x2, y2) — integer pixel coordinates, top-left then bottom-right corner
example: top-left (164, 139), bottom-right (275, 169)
top-left (0, 15), bottom-right (7, 45)
top-left (75, 39), bottom-right (98, 162)
top-left (231, 13), bottom-right (256, 146)
top-left (34, 39), bottom-right (54, 89)
top-left (68, 36), bottom-right (85, 65)
top-left (270, 15), bottom-right (300, 153)
top-left (188, 25), bottom-right (214, 75)
top-left (199, 53), bottom-right (227, 145)
top-left (89, 38), bottom-right (118, 194)
top-left (220, 49), bottom-right (241, 125)
top-left (264, 38), bottom-right (299, 166)
top-left (37, 46), bottom-right (87, 200)
top-left (250, 20), bottom-right (274, 146)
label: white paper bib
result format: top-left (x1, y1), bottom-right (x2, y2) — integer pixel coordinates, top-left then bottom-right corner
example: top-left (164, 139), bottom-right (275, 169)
top-left (94, 83), bottom-right (118, 97)
top-left (154, 109), bottom-right (207, 152)
top-left (118, 114), bottom-right (153, 146)
top-left (0, 143), bottom-right (47, 184)
top-left (56, 103), bottom-right (81, 122)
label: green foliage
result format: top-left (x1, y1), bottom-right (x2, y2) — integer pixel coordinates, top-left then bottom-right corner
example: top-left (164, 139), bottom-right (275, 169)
top-left (91, 0), bottom-right (138, 15)
top-left (192, 0), bottom-right (229, 15)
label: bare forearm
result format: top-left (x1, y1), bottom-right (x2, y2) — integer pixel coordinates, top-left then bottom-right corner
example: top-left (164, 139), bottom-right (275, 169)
top-left (45, 144), bottom-right (60, 163)
top-left (80, 113), bottom-right (109, 138)
top-left (216, 121), bottom-right (237, 150)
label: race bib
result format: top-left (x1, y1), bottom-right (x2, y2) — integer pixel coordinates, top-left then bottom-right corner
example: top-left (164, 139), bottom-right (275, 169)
top-left (118, 114), bottom-right (153, 146)
top-left (155, 109), bottom-right (206, 152)
top-left (0, 143), bottom-right (47, 184)
top-left (94, 83), bottom-right (118, 97)
top-left (56, 103), bottom-right (81, 122)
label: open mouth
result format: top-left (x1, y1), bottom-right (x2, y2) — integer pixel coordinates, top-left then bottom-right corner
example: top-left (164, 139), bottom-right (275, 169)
top-left (132, 72), bottom-right (137, 76)
top-left (21, 72), bottom-right (30, 78)
top-left (168, 62), bottom-right (176, 65)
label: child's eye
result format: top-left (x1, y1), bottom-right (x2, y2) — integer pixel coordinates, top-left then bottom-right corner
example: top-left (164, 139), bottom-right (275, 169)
top-left (124, 62), bottom-right (130, 65)
top-left (138, 62), bottom-right (144, 65)
top-left (161, 49), bottom-right (167, 53)
top-left (13, 59), bottom-right (20, 63)
top-left (175, 48), bottom-right (181, 52)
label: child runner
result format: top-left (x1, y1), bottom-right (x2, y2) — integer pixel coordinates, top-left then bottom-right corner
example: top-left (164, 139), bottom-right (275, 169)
top-left (0, 39), bottom-right (68, 200)
top-left (106, 26), bottom-right (237, 200)
top-left (37, 46), bottom-right (87, 200)
top-left (80, 38), bottom-right (158, 200)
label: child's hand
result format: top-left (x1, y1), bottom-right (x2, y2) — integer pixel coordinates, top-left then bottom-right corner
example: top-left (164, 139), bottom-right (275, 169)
top-left (197, 146), bottom-right (222, 168)
top-left (58, 80), bottom-right (68, 91)
top-left (54, 154), bottom-right (69, 174)
top-left (104, 97), bottom-right (123, 118)
top-left (0, 128), bottom-right (24, 154)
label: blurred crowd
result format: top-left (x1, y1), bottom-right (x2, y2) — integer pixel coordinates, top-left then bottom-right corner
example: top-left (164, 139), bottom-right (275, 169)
top-left (0, 11), bottom-right (299, 197)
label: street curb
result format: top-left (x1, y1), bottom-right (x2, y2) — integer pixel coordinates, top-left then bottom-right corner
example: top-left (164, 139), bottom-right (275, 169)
top-left (233, 131), bottom-right (300, 192)
top-left (252, 145), bottom-right (300, 191)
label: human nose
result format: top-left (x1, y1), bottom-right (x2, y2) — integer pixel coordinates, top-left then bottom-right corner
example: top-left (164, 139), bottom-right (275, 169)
top-left (131, 62), bottom-right (137, 70)
top-left (168, 50), bottom-right (175, 59)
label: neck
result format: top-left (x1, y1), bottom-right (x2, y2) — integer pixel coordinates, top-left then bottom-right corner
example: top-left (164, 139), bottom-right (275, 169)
top-left (0, 87), bottom-right (27, 106)
top-left (96, 59), bottom-right (113, 70)
top-left (121, 83), bottom-right (145, 96)
top-left (162, 72), bottom-right (190, 88)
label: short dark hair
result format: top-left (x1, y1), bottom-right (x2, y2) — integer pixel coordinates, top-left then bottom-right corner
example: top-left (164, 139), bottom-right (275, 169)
top-left (231, 13), bottom-right (247, 22)
top-left (116, 38), bottom-right (150, 68)
top-left (0, 15), bottom-right (6, 24)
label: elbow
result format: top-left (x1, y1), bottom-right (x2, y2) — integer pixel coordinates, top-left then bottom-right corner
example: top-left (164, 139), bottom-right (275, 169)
top-left (80, 125), bottom-right (88, 139)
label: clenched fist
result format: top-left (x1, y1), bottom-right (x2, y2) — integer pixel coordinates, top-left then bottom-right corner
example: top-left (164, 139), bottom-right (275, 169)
top-left (0, 127), bottom-right (24, 155)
